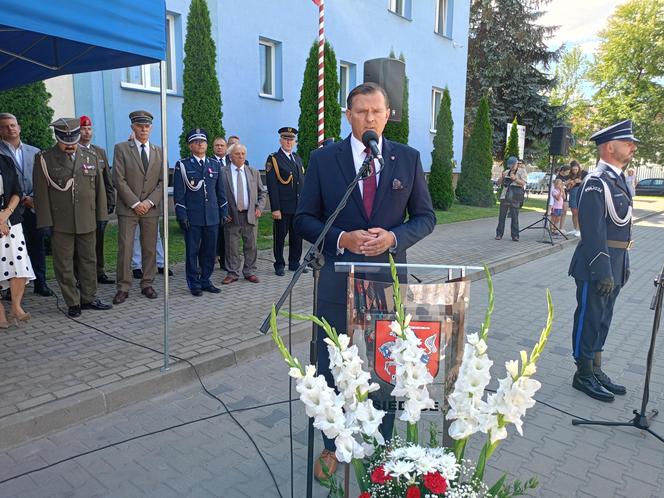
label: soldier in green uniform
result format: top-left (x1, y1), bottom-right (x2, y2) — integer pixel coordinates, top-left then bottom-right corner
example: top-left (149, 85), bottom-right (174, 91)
top-left (33, 118), bottom-right (112, 317)
top-left (265, 127), bottom-right (306, 276)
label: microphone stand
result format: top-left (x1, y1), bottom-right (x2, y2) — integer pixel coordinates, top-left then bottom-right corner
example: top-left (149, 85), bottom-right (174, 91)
top-left (572, 263), bottom-right (664, 444)
top-left (259, 153), bottom-right (376, 498)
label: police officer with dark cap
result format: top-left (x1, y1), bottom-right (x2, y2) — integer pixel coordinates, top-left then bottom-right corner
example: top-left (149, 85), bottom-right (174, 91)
top-left (265, 127), bottom-right (306, 276)
top-left (569, 119), bottom-right (638, 402)
top-left (33, 118), bottom-right (112, 316)
top-left (174, 128), bottom-right (228, 296)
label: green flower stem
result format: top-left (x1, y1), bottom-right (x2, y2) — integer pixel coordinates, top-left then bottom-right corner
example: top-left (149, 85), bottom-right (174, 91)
top-left (479, 264), bottom-right (494, 341)
top-left (406, 422), bottom-right (418, 444)
top-left (453, 438), bottom-right (467, 463)
top-left (352, 458), bottom-right (368, 492)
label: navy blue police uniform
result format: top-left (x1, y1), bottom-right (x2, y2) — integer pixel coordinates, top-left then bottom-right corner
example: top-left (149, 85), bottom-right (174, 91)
top-left (265, 127), bottom-right (304, 275)
top-left (569, 119), bottom-right (639, 402)
top-left (174, 129), bottom-right (228, 295)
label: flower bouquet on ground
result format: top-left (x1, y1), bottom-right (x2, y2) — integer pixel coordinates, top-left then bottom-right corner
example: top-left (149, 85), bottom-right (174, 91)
top-left (270, 256), bottom-right (553, 497)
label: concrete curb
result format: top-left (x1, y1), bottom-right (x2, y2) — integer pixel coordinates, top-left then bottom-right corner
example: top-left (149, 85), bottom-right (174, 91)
top-left (2, 210), bottom-right (662, 449)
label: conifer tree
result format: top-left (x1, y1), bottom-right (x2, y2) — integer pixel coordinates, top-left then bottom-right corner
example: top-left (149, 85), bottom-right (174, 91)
top-left (0, 82), bottom-right (54, 150)
top-left (383, 53), bottom-right (410, 144)
top-left (428, 88), bottom-right (455, 210)
top-left (504, 116), bottom-right (520, 166)
top-left (179, 0), bottom-right (224, 157)
top-left (297, 41), bottom-right (341, 168)
top-left (456, 96), bottom-right (494, 207)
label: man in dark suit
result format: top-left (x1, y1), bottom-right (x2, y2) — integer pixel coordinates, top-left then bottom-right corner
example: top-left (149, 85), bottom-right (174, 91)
top-left (212, 136), bottom-right (228, 270)
top-left (569, 119), bottom-right (638, 402)
top-left (294, 82), bottom-right (436, 480)
top-left (174, 129), bottom-right (228, 296)
top-left (0, 112), bottom-right (53, 296)
top-left (78, 115), bottom-right (116, 284)
top-left (265, 126), bottom-right (305, 276)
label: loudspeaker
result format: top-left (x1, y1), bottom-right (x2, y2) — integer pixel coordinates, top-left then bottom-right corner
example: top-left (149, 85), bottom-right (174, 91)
top-left (363, 58), bottom-right (405, 122)
top-left (549, 126), bottom-right (572, 156)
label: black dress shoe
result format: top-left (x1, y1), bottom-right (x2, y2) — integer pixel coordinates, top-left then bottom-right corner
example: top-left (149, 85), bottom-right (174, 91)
top-left (97, 274), bottom-right (115, 284)
top-left (81, 299), bottom-right (113, 311)
top-left (133, 269), bottom-right (143, 279)
top-left (573, 360), bottom-right (614, 402)
top-left (34, 283), bottom-right (54, 297)
top-left (191, 289), bottom-right (203, 297)
top-left (68, 305), bottom-right (82, 317)
top-left (275, 268), bottom-right (285, 276)
top-left (158, 267), bottom-right (174, 276)
top-left (202, 285), bottom-right (221, 294)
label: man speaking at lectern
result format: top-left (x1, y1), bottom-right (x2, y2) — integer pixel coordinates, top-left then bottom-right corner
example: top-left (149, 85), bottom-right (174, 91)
top-left (295, 82), bottom-right (436, 480)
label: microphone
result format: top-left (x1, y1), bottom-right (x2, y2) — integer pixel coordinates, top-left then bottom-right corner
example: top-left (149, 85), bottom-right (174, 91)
top-left (361, 130), bottom-right (385, 167)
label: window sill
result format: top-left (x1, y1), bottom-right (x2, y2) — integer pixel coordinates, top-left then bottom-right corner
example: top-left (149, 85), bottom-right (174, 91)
top-left (388, 10), bottom-right (412, 21)
top-left (259, 93), bottom-right (284, 102)
top-left (120, 82), bottom-right (181, 97)
top-left (434, 31), bottom-right (453, 41)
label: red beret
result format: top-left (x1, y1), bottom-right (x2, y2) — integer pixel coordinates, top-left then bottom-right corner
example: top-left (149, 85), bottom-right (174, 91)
top-left (80, 115), bottom-right (92, 127)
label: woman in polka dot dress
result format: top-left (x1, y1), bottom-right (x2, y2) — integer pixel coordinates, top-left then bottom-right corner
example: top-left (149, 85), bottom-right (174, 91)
top-left (0, 155), bottom-right (34, 327)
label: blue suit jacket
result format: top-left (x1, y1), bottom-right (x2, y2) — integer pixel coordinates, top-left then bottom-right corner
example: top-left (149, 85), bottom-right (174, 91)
top-left (294, 135), bottom-right (435, 305)
top-left (569, 163), bottom-right (632, 285)
top-left (174, 156), bottom-right (228, 226)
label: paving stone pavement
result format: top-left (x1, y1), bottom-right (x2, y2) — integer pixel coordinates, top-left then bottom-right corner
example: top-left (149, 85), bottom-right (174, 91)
top-left (0, 213), bottom-right (663, 497)
top-left (0, 198), bottom-right (657, 420)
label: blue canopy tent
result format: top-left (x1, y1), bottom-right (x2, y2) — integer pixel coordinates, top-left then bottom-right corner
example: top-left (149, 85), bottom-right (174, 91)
top-left (0, 0), bottom-right (174, 368)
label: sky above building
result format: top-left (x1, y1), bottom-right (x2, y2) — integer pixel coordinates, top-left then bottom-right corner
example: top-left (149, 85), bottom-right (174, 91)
top-left (539, 0), bottom-right (629, 54)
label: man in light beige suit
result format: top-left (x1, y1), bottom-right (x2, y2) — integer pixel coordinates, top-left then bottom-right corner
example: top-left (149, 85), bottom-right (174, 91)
top-left (222, 144), bottom-right (266, 284)
top-left (112, 110), bottom-right (164, 304)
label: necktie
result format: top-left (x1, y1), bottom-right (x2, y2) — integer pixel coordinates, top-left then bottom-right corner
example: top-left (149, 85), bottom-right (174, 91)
top-left (200, 159), bottom-right (205, 170)
top-left (140, 144), bottom-right (149, 173)
top-left (362, 147), bottom-right (377, 218)
top-left (236, 167), bottom-right (246, 211)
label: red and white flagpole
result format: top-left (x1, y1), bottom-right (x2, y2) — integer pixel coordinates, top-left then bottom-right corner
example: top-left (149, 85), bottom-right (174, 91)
top-left (315, 0), bottom-right (325, 147)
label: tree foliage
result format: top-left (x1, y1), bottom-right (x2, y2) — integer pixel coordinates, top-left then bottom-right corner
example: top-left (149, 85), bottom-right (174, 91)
top-left (456, 96), bottom-right (494, 207)
top-left (504, 116), bottom-right (520, 165)
top-left (428, 88), bottom-right (455, 210)
top-left (0, 82), bottom-right (54, 150)
top-left (549, 46), bottom-right (595, 165)
top-left (383, 53), bottom-right (410, 144)
top-left (179, 0), bottom-right (224, 158)
top-left (465, 0), bottom-right (559, 159)
top-left (587, 0), bottom-right (664, 165)
top-left (297, 40), bottom-right (341, 168)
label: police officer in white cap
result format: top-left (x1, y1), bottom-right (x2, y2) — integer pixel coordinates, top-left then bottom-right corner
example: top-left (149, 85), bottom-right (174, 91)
top-left (174, 128), bottom-right (228, 296)
top-left (569, 119), bottom-right (638, 402)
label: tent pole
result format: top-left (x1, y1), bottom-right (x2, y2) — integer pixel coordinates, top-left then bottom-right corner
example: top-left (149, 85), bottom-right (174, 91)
top-left (160, 60), bottom-right (170, 372)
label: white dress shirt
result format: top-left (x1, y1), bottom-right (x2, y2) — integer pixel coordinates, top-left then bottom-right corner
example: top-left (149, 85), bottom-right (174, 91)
top-left (231, 163), bottom-right (250, 210)
top-left (135, 139), bottom-right (150, 160)
top-left (350, 134), bottom-right (381, 196)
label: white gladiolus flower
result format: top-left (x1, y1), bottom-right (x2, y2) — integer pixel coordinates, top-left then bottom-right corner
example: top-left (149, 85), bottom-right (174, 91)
top-left (288, 367), bottom-right (303, 379)
top-left (505, 360), bottom-right (519, 379)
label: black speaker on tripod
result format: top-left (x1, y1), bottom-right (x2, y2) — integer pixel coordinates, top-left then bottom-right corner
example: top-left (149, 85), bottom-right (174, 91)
top-left (549, 125), bottom-right (572, 156)
top-left (363, 57), bottom-right (405, 122)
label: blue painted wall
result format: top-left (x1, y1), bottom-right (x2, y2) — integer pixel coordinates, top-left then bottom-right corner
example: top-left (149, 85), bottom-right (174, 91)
top-left (73, 0), bottom-right (470, 172)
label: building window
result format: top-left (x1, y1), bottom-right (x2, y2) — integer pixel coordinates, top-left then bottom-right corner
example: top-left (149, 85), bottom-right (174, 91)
top-left (388, 0), bottom-right (412, 19)
top-left (431, 87), bottom-right (444, 132)
top-left (122, 14), bottom-right (176, 92)
top-left (339, 62), bottom-right (356, 109)
top-left (259, 37), bottom-right (282, 99)
top-left (435, 0), bottom-right (453, 38)
top-left (259, 40), bottom-right (276, 97)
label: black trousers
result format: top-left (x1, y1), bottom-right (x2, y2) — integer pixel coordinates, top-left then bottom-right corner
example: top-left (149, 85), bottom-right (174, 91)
top-left (216, 220), bottom-right (225, 267)
top-left (185, 224), bottom-right (218, 291)
top-left (22, 209), bottom-right (47, 286)
top-left (272, 213), bottom-right (303, 270)
top-left (496, 201), bottom-right (520, 238)
top-left (572, 279), bottom-right (622, 360)
top-left (317, 300), bottom-right (395, 451)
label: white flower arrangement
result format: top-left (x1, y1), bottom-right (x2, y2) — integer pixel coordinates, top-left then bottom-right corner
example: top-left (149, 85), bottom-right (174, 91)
top-left (270, 256), bottom-right (553, 497)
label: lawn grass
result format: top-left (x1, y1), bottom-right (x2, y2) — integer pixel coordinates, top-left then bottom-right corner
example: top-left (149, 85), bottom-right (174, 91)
top-left (43, 197), bottom-right (547, 279)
